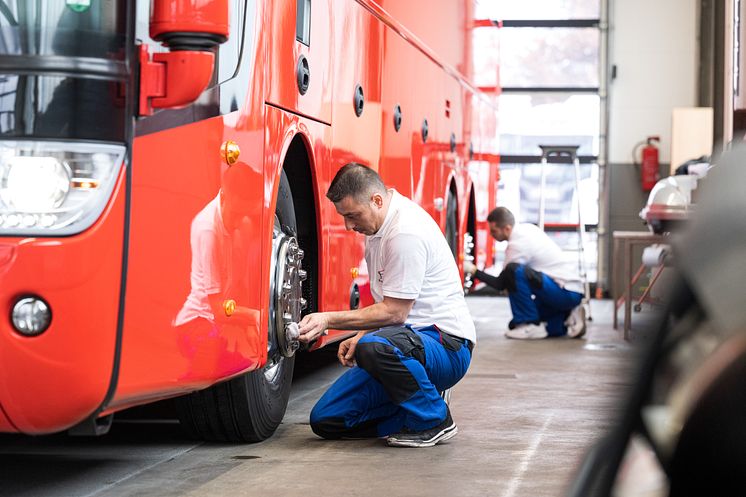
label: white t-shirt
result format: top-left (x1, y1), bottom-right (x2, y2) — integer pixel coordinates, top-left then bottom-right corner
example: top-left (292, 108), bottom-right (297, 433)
top-left (366, 190), bottom-right (476, 343)
top-left (504, 223), bottom-right (583, 294)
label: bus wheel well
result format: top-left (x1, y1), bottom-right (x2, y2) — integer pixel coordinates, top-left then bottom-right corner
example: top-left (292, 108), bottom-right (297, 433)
top-left (282, 135), bottom-right (318, 314)
top-left (445, 181), bottom-right (459, 259)
top-left (467, 187), bottom-right (476, 239)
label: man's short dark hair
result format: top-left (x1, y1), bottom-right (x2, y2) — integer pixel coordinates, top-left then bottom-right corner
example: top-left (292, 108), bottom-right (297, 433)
top-left (326, 163), bottom-right (386, 203)
top-left (487, 207), bottom-right (515, 227)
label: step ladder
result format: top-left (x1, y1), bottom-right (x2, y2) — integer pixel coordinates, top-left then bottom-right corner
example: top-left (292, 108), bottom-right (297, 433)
top-left (538, 145), bottom-right (593, 321)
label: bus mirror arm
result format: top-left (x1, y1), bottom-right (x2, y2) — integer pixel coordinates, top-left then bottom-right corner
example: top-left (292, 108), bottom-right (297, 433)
top-left (138, 44), bottom-right (215, 116)
top-left (139, 0), bottom-right (229, 116)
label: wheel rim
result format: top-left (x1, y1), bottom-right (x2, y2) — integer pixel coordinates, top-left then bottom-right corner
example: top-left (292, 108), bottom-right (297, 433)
top-left (265, 217), bottom-right (306, 383)
top-left (463, 231), bottom-right (475, 292)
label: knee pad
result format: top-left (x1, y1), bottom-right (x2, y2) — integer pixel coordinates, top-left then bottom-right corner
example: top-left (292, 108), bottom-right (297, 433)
top-left (522, 265), bottom-right (544, 290)
top-left (354, 340), bottom-right (379, 372)
top-left (496, 263), bottom-right (520, 292)
top-left (310, 418), bottom-right (343, 439)
top-left (502, 263), bottom-right (544, 291)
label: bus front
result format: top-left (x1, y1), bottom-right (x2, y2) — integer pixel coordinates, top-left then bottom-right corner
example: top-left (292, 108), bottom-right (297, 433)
top-left (0, 0), bottom-right (131, 434)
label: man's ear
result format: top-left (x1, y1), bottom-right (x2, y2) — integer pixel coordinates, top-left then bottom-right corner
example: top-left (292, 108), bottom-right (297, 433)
top-left (371, 192), bottom-right (384, 208)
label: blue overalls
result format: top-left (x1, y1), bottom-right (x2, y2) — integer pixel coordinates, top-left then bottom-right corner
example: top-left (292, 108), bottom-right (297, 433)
top-left (507, 264), bottom-right (583, 336)
top-left (310, 325), bottom-right (472, 438)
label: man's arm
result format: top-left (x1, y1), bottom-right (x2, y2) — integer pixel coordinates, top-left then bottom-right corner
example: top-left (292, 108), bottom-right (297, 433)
top-left (297, 296), bottom-right (414, 343)
top-left (474, 268), bottom-right (508, 292)
top-left (464, 261), bottom-right (509, 293)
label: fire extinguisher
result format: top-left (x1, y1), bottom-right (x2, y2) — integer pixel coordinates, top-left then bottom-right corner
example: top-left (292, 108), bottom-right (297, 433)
top-left (639, 136), bottom-right (660, 192)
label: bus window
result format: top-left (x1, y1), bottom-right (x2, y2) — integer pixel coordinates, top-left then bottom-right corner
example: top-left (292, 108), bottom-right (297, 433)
top-left (217, 0), bottom-right (248, 85)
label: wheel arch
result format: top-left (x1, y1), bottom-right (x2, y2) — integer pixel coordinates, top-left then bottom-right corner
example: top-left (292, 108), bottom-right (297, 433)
top-left (274, 132), bottom-right (319, 316)
top-left (446, 175), bottom-right (459, 229)
top-left (467, 185), bottom-right (477, 241)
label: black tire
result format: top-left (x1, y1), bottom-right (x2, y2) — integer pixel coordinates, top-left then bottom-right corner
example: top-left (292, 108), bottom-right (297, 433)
top-left (445, 189), bottom-right (458, 259)
top-left (176, 171), bottom-right (297, 442)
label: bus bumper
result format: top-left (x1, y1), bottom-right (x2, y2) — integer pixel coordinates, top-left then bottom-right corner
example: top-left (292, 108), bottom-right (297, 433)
top-left (0, 170), bottom-right (126, 434)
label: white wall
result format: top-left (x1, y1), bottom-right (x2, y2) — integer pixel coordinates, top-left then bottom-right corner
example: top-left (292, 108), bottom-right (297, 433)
top-left (609, 0), bottom-right (698, 164)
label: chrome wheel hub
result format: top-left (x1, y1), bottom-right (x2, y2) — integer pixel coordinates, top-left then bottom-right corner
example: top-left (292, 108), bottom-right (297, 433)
top-left (463, 232), bottom-right (475, 292)
top-left (270, 223), bottom-right (307, 363)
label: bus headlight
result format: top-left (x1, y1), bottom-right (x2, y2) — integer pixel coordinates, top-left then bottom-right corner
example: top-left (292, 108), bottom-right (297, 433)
top-left (0, 141), bottom-right (125, 235)
top-left (2, 156), bottom-right (71, 212)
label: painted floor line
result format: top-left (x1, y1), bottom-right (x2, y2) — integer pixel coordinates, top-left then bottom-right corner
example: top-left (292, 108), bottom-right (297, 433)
top-left (502, 414), bottom-right (555, 497)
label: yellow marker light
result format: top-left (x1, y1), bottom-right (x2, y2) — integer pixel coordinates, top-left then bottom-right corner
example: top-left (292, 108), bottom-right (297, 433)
top-left (223, 299), bottom-right (236, 317)
top-left (220, 141), bottom-right (241, 165)
top-left (71, 179), bottom-right (100, 189)
top-left (351, 267), bottom-right (359, 279)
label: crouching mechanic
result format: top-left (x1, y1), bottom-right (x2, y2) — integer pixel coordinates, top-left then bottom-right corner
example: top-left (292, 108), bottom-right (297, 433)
top-left (297, 163), bottom-right (475, 448)
top-left (464, 207), bottom-right (586, 340)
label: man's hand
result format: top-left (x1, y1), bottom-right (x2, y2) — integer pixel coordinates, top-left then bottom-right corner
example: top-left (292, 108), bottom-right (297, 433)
top-left (298, 313), bottom-right (329, 343)
top-left (463, 261), bottom-right (477, 275)
top-left (337, 331), bottom-right (365, 367)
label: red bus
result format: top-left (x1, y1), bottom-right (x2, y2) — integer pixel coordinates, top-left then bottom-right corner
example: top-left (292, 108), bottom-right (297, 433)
top-left (0, 0), bottom-right (499, 441)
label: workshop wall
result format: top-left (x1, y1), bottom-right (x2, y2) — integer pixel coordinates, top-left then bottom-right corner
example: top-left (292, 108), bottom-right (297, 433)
top-left (606, 0), bottom-right (698, 294)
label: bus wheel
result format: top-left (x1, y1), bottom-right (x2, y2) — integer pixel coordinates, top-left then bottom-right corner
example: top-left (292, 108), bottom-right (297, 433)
top-left (176, 171), bottom-right (302, 442)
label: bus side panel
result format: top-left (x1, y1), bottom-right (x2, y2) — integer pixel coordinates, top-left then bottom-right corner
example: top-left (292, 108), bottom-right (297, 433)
top-left (266, 0), bottom-right (333, 123)
top-left (473, 97), bottom-right (501, 269)
top-left (324, 0), bottom-right (382, 315)
top-left (0, 404), bottom-right (14, 431)
top-left (412, 59), bottom-right (444, 221)
top-left (379, 0), bottom-right (471, 78)
top-left (113, 115), bottom-right (267, 407)
top-left (0, 170), bottom-right (126, 433)
top-left (379, 26), bottom-right (414, 197)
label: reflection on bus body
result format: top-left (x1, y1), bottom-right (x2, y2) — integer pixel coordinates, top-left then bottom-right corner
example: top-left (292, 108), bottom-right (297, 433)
top-left (174, 162), bottom-right (260, 379)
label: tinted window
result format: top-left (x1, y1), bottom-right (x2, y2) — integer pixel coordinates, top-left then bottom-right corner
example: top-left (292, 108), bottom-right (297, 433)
top-left (0, 74), bottom-right (125, 141)
top-left (0, 1), bottom-right (126, 59)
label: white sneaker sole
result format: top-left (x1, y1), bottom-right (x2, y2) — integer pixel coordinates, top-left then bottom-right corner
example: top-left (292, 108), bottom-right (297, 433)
top-left (386, 424), bottom-right (458, 448)
top-left (566, 306), bottom-right (587, 338)
top-left (567, 324), bottom-right (586, 338)
top-left (505, 330), bottom-right (548, 340)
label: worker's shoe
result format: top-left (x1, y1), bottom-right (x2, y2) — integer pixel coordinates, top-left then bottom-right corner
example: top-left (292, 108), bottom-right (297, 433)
top-left (386, 409), bottom-right (458, 448)
top-left (439, 388), bottom-right (452, 406)
top-left (505, 323), bottom-right (548, 340)
top-left (565, 305), bottom-right (587, 338)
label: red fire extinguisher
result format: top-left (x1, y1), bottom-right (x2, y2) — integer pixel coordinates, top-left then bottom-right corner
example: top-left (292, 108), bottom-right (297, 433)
top-left (640, 136), bottom-right (660, 192)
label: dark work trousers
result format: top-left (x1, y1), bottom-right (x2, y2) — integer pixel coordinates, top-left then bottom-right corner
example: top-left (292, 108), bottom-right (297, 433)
top-left (508, 264), bottom-right (583, 336)
top-left (309, 325), bottom-right (472, 439)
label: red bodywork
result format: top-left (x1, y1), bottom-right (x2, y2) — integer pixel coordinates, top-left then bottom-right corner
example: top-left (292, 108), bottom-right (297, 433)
top-left (0, 0), bottom-right (500, 434)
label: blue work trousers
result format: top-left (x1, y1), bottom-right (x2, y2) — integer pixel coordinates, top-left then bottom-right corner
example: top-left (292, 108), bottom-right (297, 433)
top-left (509, 264), bottom-right (583, 336)
top-left (310, 325), bottom-right (472, 438)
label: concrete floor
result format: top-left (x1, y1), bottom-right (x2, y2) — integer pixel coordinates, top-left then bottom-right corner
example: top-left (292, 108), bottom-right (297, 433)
top-left (1, 296), bottom-right (656, 497)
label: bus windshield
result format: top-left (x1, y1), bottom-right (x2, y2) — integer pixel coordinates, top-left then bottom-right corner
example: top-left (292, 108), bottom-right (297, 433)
top-left (0, 0), bottom-right (126, 60)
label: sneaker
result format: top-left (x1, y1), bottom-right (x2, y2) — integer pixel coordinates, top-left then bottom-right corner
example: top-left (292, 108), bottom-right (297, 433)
top-left (505, 323), bottom-right (548, 340)
top-left (439, 388), bottom-right (452, 406)
top-left (386, 409), bottom-right (458, 448)
top-left (565, 305), bottom-right (587, 338)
